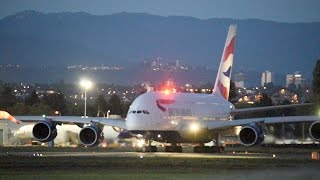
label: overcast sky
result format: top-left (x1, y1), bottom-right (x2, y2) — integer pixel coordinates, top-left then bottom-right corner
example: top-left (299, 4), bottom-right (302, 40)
top-left (0, 0), bottom-right (319, 22)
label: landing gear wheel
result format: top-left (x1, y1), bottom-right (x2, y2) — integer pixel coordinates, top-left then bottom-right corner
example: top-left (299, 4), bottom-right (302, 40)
top-left (137, 146), bottom-right (157, 152)
top-left (165, 146), bottom-right (182, 152)
top-left (145, 146), bottom-right (157, 152)
top-left (213, 145), bottom-right (224, 153)
top-left (193, 146), bottom-right (224, 153)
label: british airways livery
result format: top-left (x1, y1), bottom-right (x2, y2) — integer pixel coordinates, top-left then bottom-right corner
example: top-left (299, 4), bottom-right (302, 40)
top-left (1, 25), bottom-right (320, 153)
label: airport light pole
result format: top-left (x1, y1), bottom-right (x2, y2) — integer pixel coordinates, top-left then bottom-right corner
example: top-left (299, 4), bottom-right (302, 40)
top-left (80, 79), bottom-right (92, 117)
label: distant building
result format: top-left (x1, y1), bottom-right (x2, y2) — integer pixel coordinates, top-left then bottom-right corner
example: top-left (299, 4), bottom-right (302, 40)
top-left (261, 70), bottom-right (272, 87)
top-left (286, 71), bottom-right (306, 89)
top-left (234, 72), bottom-right (245, 88)
top-left (146, 57), bottom-right (189, 72)
top-left (175, 60), bottom-right (180, 67)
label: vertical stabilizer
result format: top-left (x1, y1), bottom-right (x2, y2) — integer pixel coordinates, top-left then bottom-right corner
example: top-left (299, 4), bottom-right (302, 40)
top-left (212, 25), bottom-right (237, 100)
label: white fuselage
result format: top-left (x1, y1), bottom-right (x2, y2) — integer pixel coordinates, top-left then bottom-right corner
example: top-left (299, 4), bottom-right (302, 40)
top-left (126, 91), bottom-right (235, 131)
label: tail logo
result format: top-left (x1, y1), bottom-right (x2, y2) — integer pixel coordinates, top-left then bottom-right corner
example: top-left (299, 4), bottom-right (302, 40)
top-left (223, 66), bottom-right (232, 78)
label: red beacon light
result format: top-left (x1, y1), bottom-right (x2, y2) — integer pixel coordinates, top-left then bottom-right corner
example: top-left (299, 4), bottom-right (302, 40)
top-left (164, 89), bottom-right (171, 95)
top-left (159, 80), bottom-right (177, 95)
top-left (161, 88), bottom-right (177, 95)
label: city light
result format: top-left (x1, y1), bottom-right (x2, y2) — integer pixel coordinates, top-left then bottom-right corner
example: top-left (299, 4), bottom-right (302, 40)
top-left (54, 111), bottom-right (60, 115)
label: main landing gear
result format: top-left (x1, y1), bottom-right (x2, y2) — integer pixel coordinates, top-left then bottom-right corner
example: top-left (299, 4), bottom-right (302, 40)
top-left (193, 134), bottom-right (224, 153)
top-left (142, 146), bottom-right (157, 152)
top-left (193, 145), bottom-right (224, 153)
top-left (165, 143), bottom-right (182, 153)
top-left (136, 139), bottom-right (157, 152)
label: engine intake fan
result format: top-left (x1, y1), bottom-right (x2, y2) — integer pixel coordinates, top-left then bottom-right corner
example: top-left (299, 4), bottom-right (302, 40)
top-left (79, 124), bottom-right (104, 147)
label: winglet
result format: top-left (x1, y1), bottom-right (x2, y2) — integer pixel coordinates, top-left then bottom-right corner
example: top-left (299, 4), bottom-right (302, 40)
top-left (212, 24), bottom-right (237, 100)
top-left (0, 111), bottom-right (21, 124)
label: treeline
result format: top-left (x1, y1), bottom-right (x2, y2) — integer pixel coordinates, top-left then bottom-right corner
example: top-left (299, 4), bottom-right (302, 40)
top-left (0, 86), bottom-right (132, 117)
top-left (234, 93), bottom-right (313, 119)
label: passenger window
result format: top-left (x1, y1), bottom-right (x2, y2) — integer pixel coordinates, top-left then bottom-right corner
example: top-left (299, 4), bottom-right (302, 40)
top-left (132, 111), bottom-right (136, 113)
top-left (145, 111), bottom-right (150, 114)
top-left (143, 110), bottom-right (147, 114)
top-left (137, 111), bottom-right (142, 114)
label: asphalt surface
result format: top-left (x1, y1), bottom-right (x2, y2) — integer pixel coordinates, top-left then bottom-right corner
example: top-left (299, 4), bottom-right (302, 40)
top-left (0, 150), bottom-right (310, 160)
top-left (1, 150), bottom-right (319, 179)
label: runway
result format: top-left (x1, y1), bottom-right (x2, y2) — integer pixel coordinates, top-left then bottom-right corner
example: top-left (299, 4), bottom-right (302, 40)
top-left (0, 150), bottom-right (310, 160)
top-left (1, 149), bottom-right (320, 179)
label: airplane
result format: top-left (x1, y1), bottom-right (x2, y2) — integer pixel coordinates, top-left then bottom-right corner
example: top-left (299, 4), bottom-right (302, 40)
top-left (1, 24), bottom-right (320, 153)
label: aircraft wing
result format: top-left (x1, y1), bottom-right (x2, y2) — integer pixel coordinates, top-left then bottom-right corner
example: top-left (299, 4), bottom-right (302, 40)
top-left (204, 115), bottom-right (320, 130)
top-left (0, 111), bottom-right (127, 129)
top-left (231, 103), bottom-right (312, 115)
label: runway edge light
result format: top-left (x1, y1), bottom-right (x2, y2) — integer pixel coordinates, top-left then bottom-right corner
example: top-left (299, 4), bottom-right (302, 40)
top-left (311, 151), bottom-right (319, 160)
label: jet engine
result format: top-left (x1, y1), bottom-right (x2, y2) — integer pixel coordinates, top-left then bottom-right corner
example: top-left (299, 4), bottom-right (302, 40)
top-left (32, 121), bottom-right (57, 142)
top-left (238, 125), bottom-right (264, 146)
top-left (79, 124), bottom-right (104, 147)
top-left (309, 121), bottom-right (320, 141)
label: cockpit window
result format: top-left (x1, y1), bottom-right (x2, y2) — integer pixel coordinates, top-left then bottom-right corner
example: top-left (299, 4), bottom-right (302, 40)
top-left (130, 110), bottom-right (149, 114)
top-left (143, 110), bottom-right (150, 114)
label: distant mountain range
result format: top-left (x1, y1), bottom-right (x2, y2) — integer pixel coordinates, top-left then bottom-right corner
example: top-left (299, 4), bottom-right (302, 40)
top-left (0, 10), bottom-right (319, 84)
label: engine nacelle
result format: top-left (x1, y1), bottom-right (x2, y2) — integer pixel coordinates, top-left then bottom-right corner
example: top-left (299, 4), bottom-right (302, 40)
top-left (79, 124), bottom-right (104, 147)
top-left (309, 121), bottom-right (320, 141)
top-left (32, 121), bottom-right (57, 142)
top-left (239, 125), bottom-right (264, 146)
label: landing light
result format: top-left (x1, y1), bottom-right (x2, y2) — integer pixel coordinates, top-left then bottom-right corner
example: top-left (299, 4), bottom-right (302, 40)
top-left (170, 120), bottom-right (178, 125)
top-left (137, 139), bottom-right (145, 148)
top-left (190, 123), bottom-right (200, 132)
